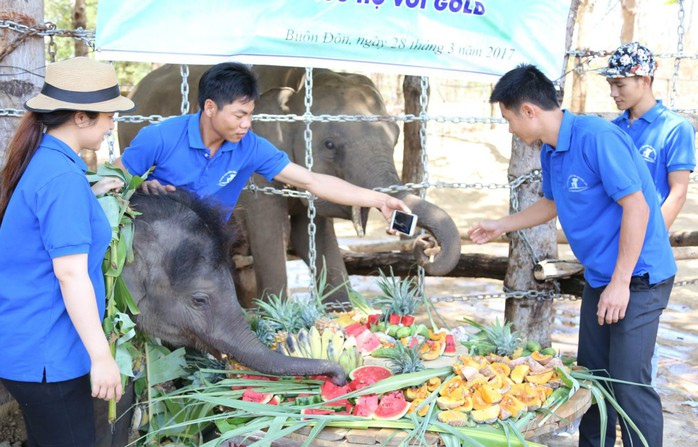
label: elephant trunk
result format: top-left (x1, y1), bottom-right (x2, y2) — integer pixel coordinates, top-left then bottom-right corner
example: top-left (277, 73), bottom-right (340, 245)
top-left (396, 192), bottom-right (461, 276)
top-left (212, 325), bottom-right (347, 385)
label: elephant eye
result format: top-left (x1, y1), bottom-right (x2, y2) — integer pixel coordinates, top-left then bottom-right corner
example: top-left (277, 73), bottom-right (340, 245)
top-left (191, 292), bottom-right (209, 307)
top-left (323, 139), bottom-right (337, 150)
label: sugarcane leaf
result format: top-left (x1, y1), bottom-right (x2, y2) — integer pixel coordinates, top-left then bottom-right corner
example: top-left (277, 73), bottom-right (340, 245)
top-left (114, 275), bottom-right (140, 314)
top-left (98, 195), bottom-right (121, 231)
top-left (147, 345), bottom-right (187, 386)
top-left (302, 419), bottom-right (329, 447)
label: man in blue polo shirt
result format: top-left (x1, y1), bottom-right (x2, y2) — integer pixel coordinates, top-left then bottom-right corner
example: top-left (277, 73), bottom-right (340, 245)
top-left (468, 64), bottom-right (675, 447)
top-left (602, 42), bottom-right (696, 229)
top-left (602, 42), bottom-right (696, 387)
top-left (113, 62), bottom-right (408, 222)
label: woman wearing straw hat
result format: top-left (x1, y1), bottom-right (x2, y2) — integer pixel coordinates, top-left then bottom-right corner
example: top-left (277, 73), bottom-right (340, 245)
top-left (0, 57), bottom-right (135, 446)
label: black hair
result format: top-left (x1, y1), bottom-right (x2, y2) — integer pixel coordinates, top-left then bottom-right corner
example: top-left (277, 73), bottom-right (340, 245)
top-left (490, 64), bottom-right (559, 113)
top-left (1, 110), bottom-right (99, 222)
top-left (197, 62), bottom-right (260, 109)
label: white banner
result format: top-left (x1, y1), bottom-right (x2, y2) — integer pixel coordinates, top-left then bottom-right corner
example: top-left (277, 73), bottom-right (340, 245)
top-left (96, 0), bottom-right (572, 79)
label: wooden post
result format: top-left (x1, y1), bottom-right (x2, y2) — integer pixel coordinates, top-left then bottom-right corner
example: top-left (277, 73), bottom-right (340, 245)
top-left (503, 0), bottom-right (581, 347)
top-left (503, 138), bottom-right (558, 347)
top-left (402, 75), bottom-right (428, 184)
top-left (0, 0), bottom-right (44, 164)
top-left (0, 0), bottom-right (44, 421)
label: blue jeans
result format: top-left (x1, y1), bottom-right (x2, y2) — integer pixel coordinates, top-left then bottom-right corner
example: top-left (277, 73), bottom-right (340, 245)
top-left (577, 274), bottom-right (673, 447)
top-left (1, 374), bottom-right (95, 447)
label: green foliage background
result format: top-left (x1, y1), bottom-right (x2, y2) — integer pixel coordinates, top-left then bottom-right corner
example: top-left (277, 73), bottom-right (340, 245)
top-left (44, 0), bottom-right (152, 91)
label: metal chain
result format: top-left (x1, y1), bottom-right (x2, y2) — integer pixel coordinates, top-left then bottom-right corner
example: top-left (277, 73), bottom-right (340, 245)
top-left (0, 19), bottom-right (95, 46)
top-left (430, 289), bottom-right (581, 303)
top-left (303, 67), bottom-right (318, 298)
top-left (669, 0), bottom-right (685, 108)
top-left (107, 130), bottom-right (116, 162)
top-left (47, 35), bottom-right (57, 63)
top-left (179, 64), bottom-right (190, 115)
top-left (416, 76), bottom-right (430, 295)
top-left (509, 169), bottom-right (544, 264)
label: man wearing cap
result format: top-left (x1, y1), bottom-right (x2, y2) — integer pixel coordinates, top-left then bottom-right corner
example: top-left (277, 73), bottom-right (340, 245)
top-left (603, 42), bottom-right (696, 229)
top-left (602, 42), bottom-right (696, 385)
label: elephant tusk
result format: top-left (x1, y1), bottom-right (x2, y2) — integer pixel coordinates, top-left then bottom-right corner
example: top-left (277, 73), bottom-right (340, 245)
top-left (351, 206), bottom-right (365, 237)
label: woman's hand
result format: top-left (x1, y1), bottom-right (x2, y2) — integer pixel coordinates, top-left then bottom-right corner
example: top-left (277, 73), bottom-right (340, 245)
top-left (90, 354), bottom-right (123, 402)
top-left (91, 177), bottom-right (124, 196)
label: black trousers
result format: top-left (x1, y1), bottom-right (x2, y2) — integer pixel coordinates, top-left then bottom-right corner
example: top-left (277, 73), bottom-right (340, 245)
top-left (578, 274), bottom-right (674, 447)
top-left (1, 374), bottom-right (95, 447)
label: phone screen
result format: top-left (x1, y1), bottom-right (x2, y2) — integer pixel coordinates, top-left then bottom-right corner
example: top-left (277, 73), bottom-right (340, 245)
top-left (391, 210), bottom-right (417, 236)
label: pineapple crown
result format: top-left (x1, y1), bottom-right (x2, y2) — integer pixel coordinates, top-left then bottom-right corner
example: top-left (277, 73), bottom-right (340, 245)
top-left (382, 341), bottom-right (426, 375)
top-left (373, 268), bottom-right (422, 316)
top-left (254, 293), bottom-right (326, 334)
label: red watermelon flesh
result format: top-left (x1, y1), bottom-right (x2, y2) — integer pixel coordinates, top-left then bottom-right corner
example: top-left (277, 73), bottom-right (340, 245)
top-left (320, 379), bottom-right (351, 401)
top-left (348, 365), bottom-right (393, 391)
top-left (344, 323), bottom-right (368, 338)
top-left (354, 329), bottom-right (382, 354)
top-left (241, 389), bottom-right (273, 404)
top-left (373, 390), bottom-right (409, 420)
top-left (353, 394), bottom-right (379, 417)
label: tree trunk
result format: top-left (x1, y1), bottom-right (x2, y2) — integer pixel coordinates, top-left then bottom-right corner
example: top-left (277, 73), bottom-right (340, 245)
top-left (503, 138), bottom-right (558, 348)
top-left (570, 0), bottom-right (594, 112)
top-left (501, 0), bottom-right (581, 348)
top-left (402, 75), bottom-right (429, 184)
top-left (621, 0), bottom-right (638, 43)
top-left (0, 0), bottom-right (44, 165)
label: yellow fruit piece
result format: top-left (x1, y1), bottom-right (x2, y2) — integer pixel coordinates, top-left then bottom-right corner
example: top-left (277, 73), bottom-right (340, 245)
top-left (471, 404), bottom-right (501, 424)
top-left (499, 394), bottom-right (528, 420)
top-left (525, 370), bottom-right (554, 385)
top-left (479, 385), bottom-right (502, 405)
top-left (531, 351), bottom-right (553, 365)
top-left (436, 395), bottom-right (466, 410)
top-left (408, 398), bottom-right (430, 417)
top-left (440, 376), bottom-right (465, 397)
top-left (420, 340), bottom-right (445, 361)
top-left (404, 384), bottom-right (429, 401)
top-left (437, 409), bottom-right (470, 427)
top-left (510, 364), bottom-right (530, 384)
top-left (453, 395), bottom-right (473, 412)
top-left (426, 376), bottom-right (442, 392)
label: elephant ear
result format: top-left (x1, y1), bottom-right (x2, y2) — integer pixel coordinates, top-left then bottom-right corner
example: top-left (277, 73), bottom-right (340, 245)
top-left (254, 87), bottom-right (299, 162)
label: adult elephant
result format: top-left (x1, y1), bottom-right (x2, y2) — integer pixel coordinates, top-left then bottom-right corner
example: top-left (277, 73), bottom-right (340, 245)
top-left (118, 65), bottom-right (461, 304)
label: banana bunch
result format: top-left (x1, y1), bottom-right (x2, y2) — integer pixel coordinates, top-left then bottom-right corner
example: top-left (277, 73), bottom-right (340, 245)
top-left (277, 327), bottom-right (363, 374)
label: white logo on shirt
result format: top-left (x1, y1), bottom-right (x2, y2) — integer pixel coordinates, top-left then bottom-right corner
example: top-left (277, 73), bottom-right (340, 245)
top-left (639, 145), bottom-right (657, 164)
top-left (567, 175), bottom-right (589, 192)
top-left (218, 170), bottom-right (237, 186)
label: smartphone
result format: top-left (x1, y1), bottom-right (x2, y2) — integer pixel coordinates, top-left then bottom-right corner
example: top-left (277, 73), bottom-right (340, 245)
top-left (390, 210), bottom-right (418, 236)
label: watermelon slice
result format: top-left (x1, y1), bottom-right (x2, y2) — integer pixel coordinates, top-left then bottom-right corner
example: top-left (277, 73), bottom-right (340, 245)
top-left (241, 389), bottom-right (273, 404)
top-left (353, 394), bottom-right (380, 417)
top-left (344, 322), bottom-right (368, 338)
top-left (348, 365), bottom-right (393, 391)
top-left (374, 390), bottom-right (409, 420)
top-left (320, 379), bottom-right (351, 401)
top-left (354, 329), bottom-right (382, 354)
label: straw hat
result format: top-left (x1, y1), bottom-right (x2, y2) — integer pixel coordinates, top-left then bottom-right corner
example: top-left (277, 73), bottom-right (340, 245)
top-left (25, 57), bottom-right (135, 113)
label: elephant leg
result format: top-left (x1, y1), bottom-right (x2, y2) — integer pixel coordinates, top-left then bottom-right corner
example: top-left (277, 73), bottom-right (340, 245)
top-left (236, 178), bottom-right (292, 303)
top-left (290, 213), bottom-right (350, 304)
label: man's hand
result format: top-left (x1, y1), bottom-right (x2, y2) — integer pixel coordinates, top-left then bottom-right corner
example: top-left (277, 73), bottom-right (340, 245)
top-left (91, 177), bottom-right (124, 196)
top-left (378, 195), bottom-right (411, 222)
top-left (467, 220), bottom-right (505, 244)
top-left (597, 278), bottom-right (630, 325)
top-left (139, 179), bottom-right (177, 195)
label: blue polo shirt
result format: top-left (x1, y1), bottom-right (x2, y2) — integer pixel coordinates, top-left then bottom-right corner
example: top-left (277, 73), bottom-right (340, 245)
top-left (541, 110), bottom-right (676, 287)
top-left (0, 134), bottom-right (111, 383)
top-left (121, 112), bottom-right (290, 212)
top-left (612, 100), bottom-right (696, 203)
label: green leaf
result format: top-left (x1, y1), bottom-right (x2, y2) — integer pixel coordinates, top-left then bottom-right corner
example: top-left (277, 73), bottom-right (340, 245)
top-left (147, 345), bottom-right (188, 386)
top-left (97, 195), bottom-right (122, 231)
top-left (114, 275), bottom-right (140, 315)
